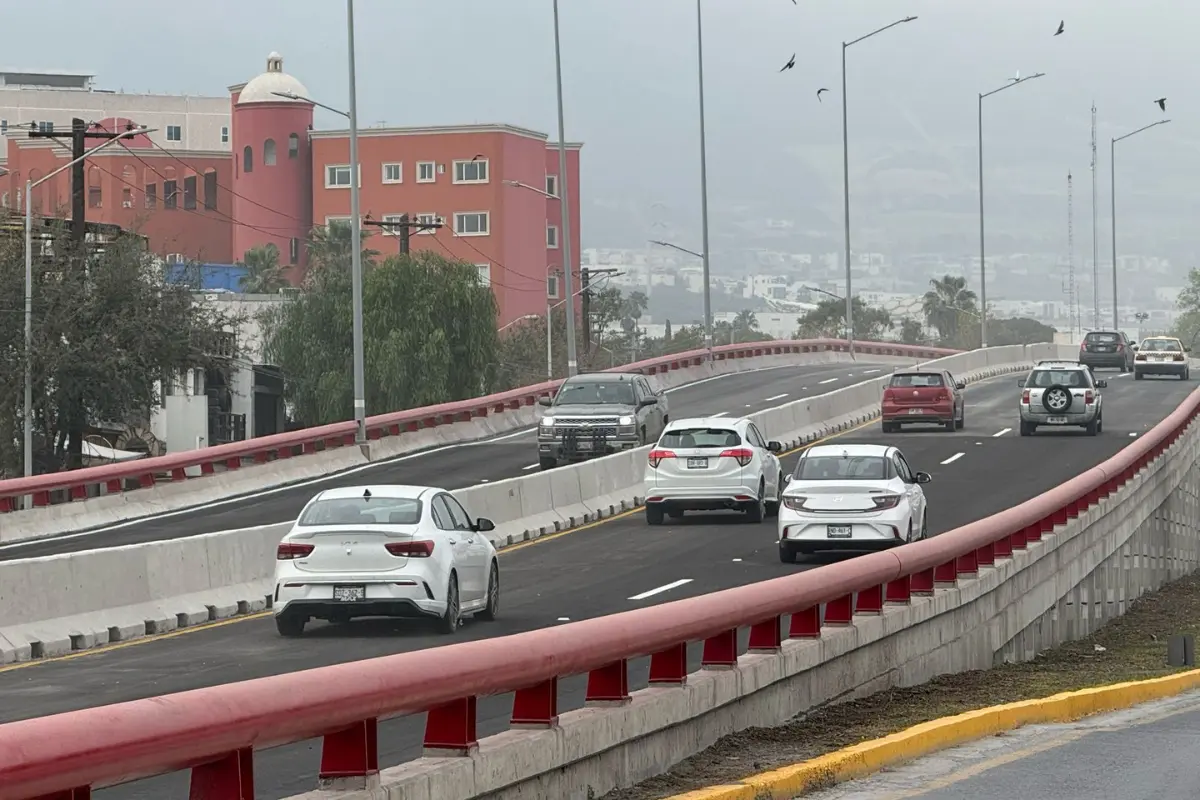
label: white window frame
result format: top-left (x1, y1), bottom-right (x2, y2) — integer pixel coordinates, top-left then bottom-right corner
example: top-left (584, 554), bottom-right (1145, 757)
top-left (166, 125), bottom-right (182, 142)
top-left (453, 158), bottom-right (489, 184)
top-left (454, 211), bottom-right (490, 236)
top-left (546, 224), bottom-right (559, 249)
top-left (475, 263), bottom-right (492, 287)
top-left (547, 274), bottom-right (560, 298)
top-left (220, 126), bottom-right (229, 144)
top-left (416, 161), bottom-right (436, 183)
top-left (381, 162), bottom-right (403, 184)
top-left (415, 213), bottom-right (443, 234)
top-left (545, 174), bottom-right (559, 199)
top-left (324, 215), bottom-right (352, 227)
top-left (324, 164), bottom-right (360, 189)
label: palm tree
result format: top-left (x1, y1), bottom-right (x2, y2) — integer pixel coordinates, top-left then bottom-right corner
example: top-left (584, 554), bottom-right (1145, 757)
top-left (307, 220), bottom-right (379, 273)
top-left (922, 275), bottom-right (978, 344)
top-left (238, 244), bottom-right (288, 294)
top-left (733, 309), bottom-right (759, 335)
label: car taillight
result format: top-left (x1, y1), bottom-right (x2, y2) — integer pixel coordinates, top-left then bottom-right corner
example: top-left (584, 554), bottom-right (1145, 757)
top-left (1175, 354), bottom-right (1186, 362)
top-left (1116, 343), bottom-right (1124, 353)
top-left (648, 449), bottom-right (675, 468)
top-left (1084, 390), bottom-right (1094, 404)
top-left (385, 540), bottom-right (435, 558)
top-left (782, 496), bottom-right (807, 510)
top-left (1135, 353), bottom-right (1147, 360)
top-left (1080, 342), bottom-right (1087, 351)
top-left (720, 447), bottom-right (755, 467)
top-left (277, 542), bottom-right (314, 560)
top-left (936, 391), bottom-right (949, 402)
top-left (1021, 390), bottom-right (1030, 404)
top-left (872, 494), bottom-right (901, 510)
top-left (882, 387), bottom-right (896, 400)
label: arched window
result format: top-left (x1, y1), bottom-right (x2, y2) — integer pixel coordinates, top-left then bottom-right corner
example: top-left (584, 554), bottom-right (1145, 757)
top-left (121, 165), bottom-right (137, 208)
top-left (87, 166), bottom-right (102, 208)
top-left (288, 133), bottom-right (299, 159)
top-left (243, 145), bottom-right (253, 174)
top-left (263, 138), bottom-right (277, 166)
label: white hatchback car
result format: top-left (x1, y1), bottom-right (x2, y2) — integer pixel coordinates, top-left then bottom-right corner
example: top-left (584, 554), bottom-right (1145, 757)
top-left (777, 443), bottom-right (931, 562)
top-left (273, 485), bottom-right (500, 637)
top-left (644, 416), bottom-right (785, 524)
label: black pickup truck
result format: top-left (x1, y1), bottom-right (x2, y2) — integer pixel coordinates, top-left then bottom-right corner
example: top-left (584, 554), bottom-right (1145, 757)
top-left (536, 372), bottom-right (669, 470)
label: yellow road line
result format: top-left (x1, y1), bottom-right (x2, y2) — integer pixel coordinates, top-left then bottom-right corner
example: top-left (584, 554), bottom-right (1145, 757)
top-left (661, 668), bottom-right (1200, 800)
top-left (1, 416), bottom-right (881, 672)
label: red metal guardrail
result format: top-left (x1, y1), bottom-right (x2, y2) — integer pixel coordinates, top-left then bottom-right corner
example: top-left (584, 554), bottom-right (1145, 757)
top-left (0, 338), bottom-right (956, 514)
top-left (1, 389), bottom-right (1194, 800)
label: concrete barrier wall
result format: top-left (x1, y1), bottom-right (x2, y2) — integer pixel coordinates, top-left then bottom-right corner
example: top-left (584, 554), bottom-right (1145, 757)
top-left (1, 349), bottom-right (906, 546)
top-left (282, 346), bottom-right (1200, 800)
top-left (0, 345), bottom-right (1071, 663)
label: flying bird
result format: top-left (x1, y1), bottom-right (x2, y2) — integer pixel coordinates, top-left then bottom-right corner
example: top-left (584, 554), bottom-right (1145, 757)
top-left (817, 88), bottom-right (830, 102)
top-left (780, 53), bottom-right (796, 72)
top-left (1009, 70), bottom-right (1021, 83)
top-left (1156, 97), bottom-right (1167, 112)
top-left (1054, 20), bottom-right (1064, 36)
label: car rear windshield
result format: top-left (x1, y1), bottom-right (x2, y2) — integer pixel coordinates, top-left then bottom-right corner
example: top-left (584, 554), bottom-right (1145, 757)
top-left (555, 380), bottom-right (635, 406)
top-left (298, 497), bottom-right (423, 526)
top-left (1027, 369), bottom-right (1090, 388)
top-left (1086, 332), bottom-right (1119, 342)
top-left (660, 427), bottom-right (741, 448)
top-left (794, 455), bottom-right (889, 481)
top-left (1141, 339), bottom-right (1182, 352)
top-left (889, 372), bottom-right (944, 388)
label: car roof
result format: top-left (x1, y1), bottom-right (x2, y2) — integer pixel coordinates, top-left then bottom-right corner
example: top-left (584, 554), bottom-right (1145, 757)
top-left (1085, 329), bottom-right (1122, 335)
top-left (804, 443), bottom-right (892, 458)
top-left (564, 372), bottom-right (637, 383)
top-left (1033, 360), bottom-right (1087, 369)
top-left (1142, 335), bottom-right (1182, 342)
top-left (664, 416), bottom-right (746, 430)
top-left (312, 485), bottom-right (437, 501)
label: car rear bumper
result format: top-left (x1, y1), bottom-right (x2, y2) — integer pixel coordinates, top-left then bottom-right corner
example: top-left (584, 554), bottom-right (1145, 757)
top-left (274, 577), bottom-right (444, 619)
top-left (645, 483), bottom-right (761, 510)
top-left (1080, 353), bottom-right (1126, 368)
top-left (881, 404), bottom-right (953, 424)
top-left (1134, 361), bottom-right (1187, 374)
top-left (539, 437), bottom-right (640, 461)
top-left (1019, 408), bottom-right (1097, 425)
top-left (778, 510), bottom-right (907, 546)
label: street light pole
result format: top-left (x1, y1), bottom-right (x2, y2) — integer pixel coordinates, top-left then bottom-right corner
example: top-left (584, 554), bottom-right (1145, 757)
top-left (1110, 119), bottom-right (1170, 331)
top-left (696, 0), bottom-right (714, 356)
top-left (346, 0), bottom-right (367, 445)
top-left (840, 16), bottom-right (917, 357)
top-left (23, 126), bottom-right (152, 482)
top-left (551, 0), bottom-right (579, 377)
top-left (977, 72), bottom-right (1045, 348)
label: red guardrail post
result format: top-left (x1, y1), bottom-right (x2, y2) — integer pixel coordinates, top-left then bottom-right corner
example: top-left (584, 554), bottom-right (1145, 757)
top-left (824, 594), bottom-right (854, 624)
top-left (423, 697), bottom-right (478, 754)
top-left (189, 748), bottom-right (253, 798)
top-left (747, 616), bottom-right (783, 653)
top-left (585, 660), bottom-right (631, 704)
top-left (648, 644), bottom-right (688, 684)
top-left (788, 606), bottom-right (821, 638)
top-left (700, 629), bottom-right (738, 668)
top-left (511, 678), bottom-right (560, 727)
top-left (319, 719), bottom-right (379, 781)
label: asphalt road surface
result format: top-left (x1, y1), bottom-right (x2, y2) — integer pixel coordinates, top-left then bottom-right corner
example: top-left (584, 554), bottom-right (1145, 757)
top-left (4, 368), bottom-right (1192, 800)
top-left (1, 361), bottom-right (887, 560)
top-left (799, 688), bottom-right (1200, 799)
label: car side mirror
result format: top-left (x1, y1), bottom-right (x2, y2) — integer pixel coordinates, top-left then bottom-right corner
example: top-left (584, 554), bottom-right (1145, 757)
top-left (1187, 347), bottom-right (1193, 353)
top-left (914, 471), bottom-right (932, 484)
top-left (783, 473), bottom-right (792, 484)
top-left (474, 517), bottom-right (496, 532)
top-left (1131, 344), bottom-right (1139, 351)
top-left (1016, 379), bottom-right (1025, 388)
top-left (1095, 380), bottom-right (1108, 389)
top-left (955, 381), bottom-right (966, 390)
top-left (638, 396), bottom-right (658, 408)
top-left (538, 396), bottom-right (553, 407)
top-left (767, 440), bottom-right (783, 453)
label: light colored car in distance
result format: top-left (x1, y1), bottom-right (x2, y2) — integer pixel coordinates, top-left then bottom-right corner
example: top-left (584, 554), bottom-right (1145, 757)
top-left (1017, 360), bottom-right (1107, 437)
top-left (644, 416), bottom-right (784, 525)
top-left (273, 484), bottom-right (500, 637)
top-left (777, 443), bottom-right (931, 562)
top-left (1134, 336), bottom-right (1191, 380)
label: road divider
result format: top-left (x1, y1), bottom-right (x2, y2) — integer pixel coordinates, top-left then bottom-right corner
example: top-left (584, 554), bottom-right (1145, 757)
top-left (0, 343), bottom-right (1068, 664)
top-left (0, 339), bottom-right (954, 545)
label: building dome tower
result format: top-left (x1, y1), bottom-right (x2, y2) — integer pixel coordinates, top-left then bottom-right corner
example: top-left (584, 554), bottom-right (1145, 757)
top-left (230, 52), bottom-right (314, 278)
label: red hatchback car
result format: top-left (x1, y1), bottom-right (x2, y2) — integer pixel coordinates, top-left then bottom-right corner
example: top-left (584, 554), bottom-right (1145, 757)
top-left (880, 369), bottom-right (966, 433)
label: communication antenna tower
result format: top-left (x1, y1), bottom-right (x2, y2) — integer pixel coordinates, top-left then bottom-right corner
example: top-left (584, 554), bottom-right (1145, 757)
top-left (1089, 102), bottom-right (1099, 329)
top-left (1066, 171), bottom-right (1078, 338)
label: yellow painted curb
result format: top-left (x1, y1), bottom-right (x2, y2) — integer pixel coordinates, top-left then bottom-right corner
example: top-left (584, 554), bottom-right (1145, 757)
top-left (663, 667), bottom-right (1200, 800)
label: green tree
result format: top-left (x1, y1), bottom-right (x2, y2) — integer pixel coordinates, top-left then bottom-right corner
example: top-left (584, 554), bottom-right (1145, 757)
top-left (0, 225), bottom-right (241, 476)
top-left (307, 219), bottom-right (380, 274)
top-left (239, 243), bottom-right (288, 294)
top-left (733, 309), bottom-right (759, 338)
top-left (795, 297), bottom-right (892, 341)
top-left (1171, 268), bottom-right (1200, 348)
top-left (898, 317), bottom-right (926, 345)
top-left (261, 250), bottom-right (498, 426)
top-left (922, 275), bottom-right (978, 345)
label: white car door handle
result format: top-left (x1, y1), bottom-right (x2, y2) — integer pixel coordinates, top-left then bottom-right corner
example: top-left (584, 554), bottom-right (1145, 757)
top-left (448, 538), bottom-right (457, 544)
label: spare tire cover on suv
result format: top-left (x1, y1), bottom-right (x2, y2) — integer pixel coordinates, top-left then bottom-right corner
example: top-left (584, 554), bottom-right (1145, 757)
top-left (1041, 385), bottom-right (1073, 413)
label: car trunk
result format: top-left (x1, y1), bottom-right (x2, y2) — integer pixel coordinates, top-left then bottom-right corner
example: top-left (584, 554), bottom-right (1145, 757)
top-left (288, 526), bottom-right (418, 573)
top-left (885, 384), bottom-right (947, 407)
top-left (1084, 334), bottom-right (1121, 354)
top-left (654, 441), bottom-right (745, 486)
top-left (789, 483), bottom-right (892, 512)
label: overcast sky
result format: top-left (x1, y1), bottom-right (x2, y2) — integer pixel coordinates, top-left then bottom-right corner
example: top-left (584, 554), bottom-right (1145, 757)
top-left (9, 0), bottom-right (1196, 252)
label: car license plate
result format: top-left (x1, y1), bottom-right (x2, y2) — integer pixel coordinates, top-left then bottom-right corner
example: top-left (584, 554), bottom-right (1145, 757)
top-left (827, 525), bottom-right (852, 539)
top-left (1046, 416), bottom-right (1068, 424)
top-left (686, 457), bottom-right (708, 469)
top-left (576, 441), bottom-right (593, 450)
top-left (332, 585), bottom-right (365, 602)
top-left (1154, 356), bottom-right (1167, 362)
top-left (907, 408), bottom-right (924, 415)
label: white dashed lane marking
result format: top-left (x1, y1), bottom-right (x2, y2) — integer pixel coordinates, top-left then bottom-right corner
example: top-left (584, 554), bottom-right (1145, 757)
top-left (941, 452), bottom-right (965, 465)
top-left (629, 579), bottom-right (693, 601)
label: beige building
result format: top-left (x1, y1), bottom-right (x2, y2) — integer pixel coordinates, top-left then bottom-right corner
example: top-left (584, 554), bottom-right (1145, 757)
top-left (0, 70), bottom-right (230, 157)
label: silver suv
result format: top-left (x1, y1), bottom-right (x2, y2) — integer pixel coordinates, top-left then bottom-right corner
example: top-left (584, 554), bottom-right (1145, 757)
top-left (1018, 361), bottom-right (1107, 437)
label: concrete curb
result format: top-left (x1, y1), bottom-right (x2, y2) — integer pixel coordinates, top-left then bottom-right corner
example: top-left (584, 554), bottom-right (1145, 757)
top-left (664, 669), bottom-right (1200, 800)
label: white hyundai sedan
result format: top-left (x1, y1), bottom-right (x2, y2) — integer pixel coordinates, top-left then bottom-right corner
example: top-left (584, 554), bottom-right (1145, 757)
top-left (644, 416), bottom-right (785, 524)
top-left (777, 443), bottom-right (931, 562)
top-left (273, 484), bottom-right (500, 637)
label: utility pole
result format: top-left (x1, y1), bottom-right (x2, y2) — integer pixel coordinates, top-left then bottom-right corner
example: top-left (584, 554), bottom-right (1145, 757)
top-left (1090, 103), bottom-right (1099, 330)
top-left (363, 214), bottom-right (442, 254)
top-left (1066, 171), bottom-right (1078, 339)
top-left (580, 267), bottom-right (591, 353)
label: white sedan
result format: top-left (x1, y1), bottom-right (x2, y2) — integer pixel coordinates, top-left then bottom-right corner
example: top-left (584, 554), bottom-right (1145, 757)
top-left (777, 443), bottom-right (931, 562)
top-left (644, 416), bottom-right (785, 524)
top-left (273, 484), bottom-right (500, 636)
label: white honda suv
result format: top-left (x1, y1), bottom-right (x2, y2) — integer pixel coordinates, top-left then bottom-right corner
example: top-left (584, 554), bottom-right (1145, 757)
top-left (644, 416), bottom-right (784, 524)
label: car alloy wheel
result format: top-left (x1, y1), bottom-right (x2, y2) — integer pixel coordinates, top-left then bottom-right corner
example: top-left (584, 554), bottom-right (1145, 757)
top-left (478, 562), bottom-right (500, 621)
top-left (439, 574), bottom-right (460, 634)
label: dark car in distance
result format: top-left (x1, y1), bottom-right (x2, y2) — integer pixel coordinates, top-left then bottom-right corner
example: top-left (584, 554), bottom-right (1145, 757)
top-left (1079, 330), bottom-right (1136, 372)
